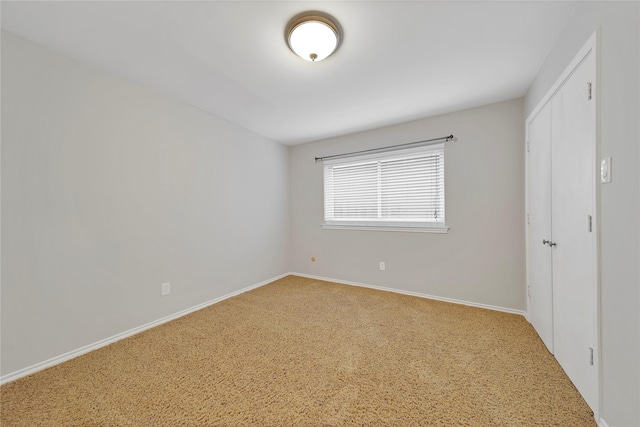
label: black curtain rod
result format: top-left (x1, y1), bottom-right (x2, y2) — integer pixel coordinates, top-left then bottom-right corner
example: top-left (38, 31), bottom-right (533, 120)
top-left (315, 134), bottom-right (454, 163)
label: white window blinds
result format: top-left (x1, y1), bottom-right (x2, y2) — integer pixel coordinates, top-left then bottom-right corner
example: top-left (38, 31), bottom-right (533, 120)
top-left (323, 144), bottom-right (445, 229)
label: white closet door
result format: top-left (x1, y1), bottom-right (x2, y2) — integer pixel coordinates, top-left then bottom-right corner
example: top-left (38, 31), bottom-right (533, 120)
top-left (527, 102), bottom-right (553, 353)
top-left (551, 51), bottom-right (598, 411)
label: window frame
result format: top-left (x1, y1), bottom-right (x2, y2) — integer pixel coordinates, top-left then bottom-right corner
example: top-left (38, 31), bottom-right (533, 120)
top-left (321, 144), bottom-right (449, 233)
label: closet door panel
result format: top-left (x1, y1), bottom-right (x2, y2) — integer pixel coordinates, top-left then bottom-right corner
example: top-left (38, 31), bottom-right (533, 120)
top-left (526, 102), bottom-right (553, 353)
top-left (550, 52), bottom-right (597, 411)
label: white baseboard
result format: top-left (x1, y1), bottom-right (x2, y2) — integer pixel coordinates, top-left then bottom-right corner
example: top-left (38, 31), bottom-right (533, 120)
top-left (1, 272), bottom-right (526, 384)
top-left (291, 272), bottom-right (527, 317)
top-left (597, 418), bottom-right (609, 427)
top-left (0, 272), bottom-right (289, 385)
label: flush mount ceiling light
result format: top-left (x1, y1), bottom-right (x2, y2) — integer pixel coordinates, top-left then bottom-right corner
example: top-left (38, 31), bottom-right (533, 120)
top-left (286, 13), bottom-right (341, 62)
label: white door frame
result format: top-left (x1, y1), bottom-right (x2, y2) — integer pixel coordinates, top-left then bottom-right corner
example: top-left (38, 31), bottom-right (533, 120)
top-left (525, 30), bottom-right (600, 418)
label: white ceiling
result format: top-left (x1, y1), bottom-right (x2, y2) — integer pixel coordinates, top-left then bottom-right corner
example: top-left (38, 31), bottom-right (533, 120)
top-left (1, 1), bottom-right (576, 145)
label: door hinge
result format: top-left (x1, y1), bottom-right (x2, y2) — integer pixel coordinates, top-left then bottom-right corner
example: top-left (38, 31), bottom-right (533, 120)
top-left (526, 140), bottom-right (530, 152)
top-left (587, 82), bottom-right (592, 100)
top-left (526, 213), bottom-right (531, 225)
top-left (589, 347), bottom-right (594, 365)
top-left (587, 215), bottom-right (592, 232)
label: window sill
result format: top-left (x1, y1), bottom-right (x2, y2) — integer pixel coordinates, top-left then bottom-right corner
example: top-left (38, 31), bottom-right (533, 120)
top-left (321, 224), bottom-right (450, 233)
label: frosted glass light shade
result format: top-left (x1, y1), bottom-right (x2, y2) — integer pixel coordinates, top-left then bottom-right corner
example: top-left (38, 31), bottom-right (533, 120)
top-left (287, 16), bottom-right (340, 62)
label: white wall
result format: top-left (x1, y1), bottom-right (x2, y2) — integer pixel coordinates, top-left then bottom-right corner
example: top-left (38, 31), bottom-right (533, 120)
top-left (525, 2), bottom-right (640, 426)
top-left (0, 31), bottom-right (290, 377)
top-left (290, 98), bottom-right (526, 312)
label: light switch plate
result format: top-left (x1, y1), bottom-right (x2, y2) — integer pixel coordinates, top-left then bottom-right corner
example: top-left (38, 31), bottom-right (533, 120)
top-left (601, 157), bottom-right (612, 184)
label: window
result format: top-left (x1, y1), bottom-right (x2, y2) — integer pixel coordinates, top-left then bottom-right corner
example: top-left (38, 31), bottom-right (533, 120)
top-left (323, 144), bottom-right (447, 232)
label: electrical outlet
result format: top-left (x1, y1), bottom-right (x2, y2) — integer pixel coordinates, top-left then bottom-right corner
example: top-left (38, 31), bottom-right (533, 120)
top-left (161, 282), bottom-right (170, 296)
top-left (379, 262), bottom-right (385, 271)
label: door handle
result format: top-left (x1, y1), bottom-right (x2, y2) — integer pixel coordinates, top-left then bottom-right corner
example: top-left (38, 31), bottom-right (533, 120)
top-left (542, 239), bottom-right (557, 247)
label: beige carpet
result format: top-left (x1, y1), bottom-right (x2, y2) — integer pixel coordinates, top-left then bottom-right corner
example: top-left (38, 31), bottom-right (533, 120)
top-left (1, 275), bottom-right (595, 426)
